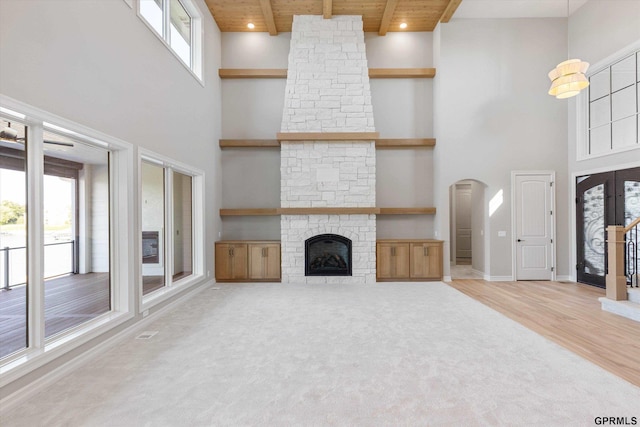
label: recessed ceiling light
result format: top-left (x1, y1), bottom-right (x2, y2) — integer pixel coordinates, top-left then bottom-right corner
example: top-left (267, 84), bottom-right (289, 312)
top-left (247, 22), bottom-right (255, 29)
top-left (399, 22), bottom-right (407, 29)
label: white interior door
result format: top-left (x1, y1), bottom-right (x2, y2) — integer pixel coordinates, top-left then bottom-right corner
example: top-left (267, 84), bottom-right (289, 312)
top-left (455, 184), bottom-right (472, 259)
top-left (514, 173), bottom-right (554, 280)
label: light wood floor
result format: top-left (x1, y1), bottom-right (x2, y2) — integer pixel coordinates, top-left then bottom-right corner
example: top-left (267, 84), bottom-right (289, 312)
top-left (447, 279), bottom-right (640, 388)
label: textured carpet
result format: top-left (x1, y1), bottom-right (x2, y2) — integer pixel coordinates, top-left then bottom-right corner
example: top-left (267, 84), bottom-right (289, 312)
top-left (2, 281), bottom-right (640, 426)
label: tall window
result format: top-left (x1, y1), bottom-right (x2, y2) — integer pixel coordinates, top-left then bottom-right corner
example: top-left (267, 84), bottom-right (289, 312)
top-left (141, 153), bottom-right (201, 305)
top-left (141, 161), bottom-right (166, 295)
top-left (138, 0), bottom-right (201, 77)
top-left (42, 130), bottom-right (111, 339)
top-left (0, 100), bottom-right (132, 374)
top-left (0, 119), bottom-right (28, 358)
top-left (584, 49), bottom-right (640, 158)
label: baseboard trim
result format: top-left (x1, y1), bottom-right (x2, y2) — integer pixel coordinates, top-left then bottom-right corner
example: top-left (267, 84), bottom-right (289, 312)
top-left (488, 275), bottom-right (514, 282)
top-left (556, 275), bottom-right (573, 282)
top-left (0, 279), bottom-right (214, 413)
top-left (472, 268), bottom-right (484, 277)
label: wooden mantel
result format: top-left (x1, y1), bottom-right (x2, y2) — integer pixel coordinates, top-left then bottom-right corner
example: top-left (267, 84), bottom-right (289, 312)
top-left (220, 207), bottom-right (437, 216)
top-left (276, 132), bottom-right (380, 142)
top-left (219, 68), bottom-right (436, 79)
top-left (220, 138), bottom-right (436, 149)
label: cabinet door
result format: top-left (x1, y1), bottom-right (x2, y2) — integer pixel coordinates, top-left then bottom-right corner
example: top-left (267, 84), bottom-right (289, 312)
top-left (410, 243), bottom-right (442, 279)
top-left (215, 243), bottom-right (247, 280)
top-left (215, 243), bottom-right (232, 280)
top-left (377, 243), bottom-right (410, 279)
top-left (249, 244), bottom-right (281, 280)
top-left (393, 244), bottom-right (410, 278)
top-left (377, 243), bottom-right (394, 279)
top-left (263, 244), bottom-right (281, 280)
top-left (229, 244), bottom-right (248, 279)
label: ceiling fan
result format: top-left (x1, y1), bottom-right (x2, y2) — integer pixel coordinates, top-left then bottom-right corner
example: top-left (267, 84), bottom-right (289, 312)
top-left (0, 124), bottom-right (74, 147)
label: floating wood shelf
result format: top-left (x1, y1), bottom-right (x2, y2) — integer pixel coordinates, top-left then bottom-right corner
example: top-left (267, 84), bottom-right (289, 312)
top-left (376, 138), bottom-right (436, 148)
top-left (218, 68), bottom-right (437, 79)
top-left (220, 138), bottom-right (436, 148)
top-left (278, 207), bottom-right (379, 215)
top-left (219, 139), bottom-right (280, 148)
top-left (368, 68), bottom-right (436, 78)
top-left (218, 69), bottom-right (287, 79)
top-left (277, 132), bottom-right (380, 142)
top-left (220, 209), bottom-right (279, 216)
top-left (220, 207), bottom-right (436, 216)
top-left (378, 207), bottom-right (436, 215)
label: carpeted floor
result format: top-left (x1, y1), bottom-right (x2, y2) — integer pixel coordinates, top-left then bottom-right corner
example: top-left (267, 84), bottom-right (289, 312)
top-left (2, 281), bottom-right (639, 426)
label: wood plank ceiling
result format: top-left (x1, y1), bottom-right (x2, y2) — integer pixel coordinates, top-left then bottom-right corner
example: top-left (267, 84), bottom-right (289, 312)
top-left (205, 0), bottom-right (463, 35)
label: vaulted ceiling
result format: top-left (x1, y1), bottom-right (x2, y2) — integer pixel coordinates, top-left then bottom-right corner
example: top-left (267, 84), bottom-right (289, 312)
top-left (203, 0), bottom-right (463, 35)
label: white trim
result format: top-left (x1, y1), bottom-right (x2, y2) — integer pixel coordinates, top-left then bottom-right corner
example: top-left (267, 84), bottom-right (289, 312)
top-left (122, 0), bottom-right (133, 8)
top-left (576, 41), bottom-right (640, 162)
top-left (0, 311), bottom-right (132, 387)
top-left (587, 40), bottom-right (640, 77)
top-left (487, 275), bottom-right (513, 282)
top-left (138, 148), bottom-right (206, 313)
top-left (556, 275), bottom-right (572, 282)
top-left (511, 170), bottom-right (557, 282)
top-left (0, 280), bottom-right (212, 412)
top-left (472, 268), bottom-right (485, 278)
top-left (135, 0), bottom-right (204, 85)
top-left (443, 275), bottom-right (452, 282)
top-left (0, 95), bottom-right (135, 384)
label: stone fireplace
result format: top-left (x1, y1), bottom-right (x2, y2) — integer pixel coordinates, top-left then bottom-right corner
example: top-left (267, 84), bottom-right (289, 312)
top-left (279, 15), bottom-right (376, 284)
top-left (305, 234), bottom-right (352, 276)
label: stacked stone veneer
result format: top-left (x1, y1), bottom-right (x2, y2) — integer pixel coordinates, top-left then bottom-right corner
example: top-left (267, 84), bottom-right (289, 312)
top-left (280, 15), bottom-right (376, 284)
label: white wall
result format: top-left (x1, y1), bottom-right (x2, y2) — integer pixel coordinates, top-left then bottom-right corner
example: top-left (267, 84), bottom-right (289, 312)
top-left (470, 180), bottom-right (486, 273)
top-left (567, 0), bottom-right (640, 175)
top-left (434, 18), bottom-right (569, 279)
top-left (566, 0), bottom-right (640, 280)
top-left (220, 31), bottom-right (437, 241)
top-left (0, 0), bottom-right (221, 396)
top-left (89, 164), bottom-right (110, 273)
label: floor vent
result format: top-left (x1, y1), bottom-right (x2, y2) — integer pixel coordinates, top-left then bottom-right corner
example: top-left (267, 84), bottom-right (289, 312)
top-left (135, 331), bottom-right (159, 340)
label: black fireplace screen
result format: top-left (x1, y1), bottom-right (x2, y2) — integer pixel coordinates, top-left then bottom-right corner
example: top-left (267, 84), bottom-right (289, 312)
top-left (305, 234), bottom-right (352, 276)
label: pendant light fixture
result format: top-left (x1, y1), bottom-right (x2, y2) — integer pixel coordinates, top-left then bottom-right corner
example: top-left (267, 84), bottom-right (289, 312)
top-left (547, 0), bottom-right (590, 99)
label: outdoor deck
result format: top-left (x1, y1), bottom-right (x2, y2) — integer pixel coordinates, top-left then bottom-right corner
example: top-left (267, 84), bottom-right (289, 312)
top-left (0, 272), bottom-right (182, 359)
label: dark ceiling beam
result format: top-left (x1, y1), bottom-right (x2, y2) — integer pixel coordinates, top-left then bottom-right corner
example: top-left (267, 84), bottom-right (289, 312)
top-left (259, 0), bottom-right (278, 35)
top-left (378, 0), bottom-right (399, 36)
top-left (323, 0), bottom-right (332, 19)
top-left (440, 0), bottom-right (463, 23)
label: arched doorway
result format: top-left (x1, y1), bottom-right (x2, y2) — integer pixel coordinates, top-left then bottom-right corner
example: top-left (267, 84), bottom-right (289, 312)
top-left (449, 179), bottom-right (487, 280)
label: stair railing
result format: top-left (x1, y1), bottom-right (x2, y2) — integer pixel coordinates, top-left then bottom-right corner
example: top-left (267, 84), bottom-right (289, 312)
top-left (606, 217), bottom-right (640, 301)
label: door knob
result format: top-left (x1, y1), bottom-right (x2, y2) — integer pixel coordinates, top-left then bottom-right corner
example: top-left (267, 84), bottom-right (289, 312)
top-left (517, 239), bottom-right (524, 242)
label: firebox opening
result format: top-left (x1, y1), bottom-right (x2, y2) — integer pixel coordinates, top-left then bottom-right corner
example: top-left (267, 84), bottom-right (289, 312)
top-left (305, 234), bottom-right (352, 276)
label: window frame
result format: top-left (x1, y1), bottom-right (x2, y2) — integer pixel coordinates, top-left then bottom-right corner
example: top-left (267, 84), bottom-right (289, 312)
top-left (138, 149), bottom-right (204, 313)
top-left (577, 41), bottom-right (640, 161)
top-left (136, 0), bottom-right (204, 84)
top-left (0, 96), bottom-right (135, 386)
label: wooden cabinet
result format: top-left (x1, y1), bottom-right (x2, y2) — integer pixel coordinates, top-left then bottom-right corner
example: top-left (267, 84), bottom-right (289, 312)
top-left (248, 243), bottom-right (281, 280)
top-left (215, 241), bottom-right (280, 282)
top-left (377, 240), bottom-right (443, 281)
top-left (215, 242), bottom-right (248, 281)
top-left (410, 242), bottom-right (442, 280)
top-left (376, 242), bottom-right (410, 279)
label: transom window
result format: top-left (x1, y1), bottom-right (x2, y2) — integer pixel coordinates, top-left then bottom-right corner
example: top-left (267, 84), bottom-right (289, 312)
top-left (583, 49), bottom-right (640, 158)
top-left (138, 0), bottom-right (202, 80)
